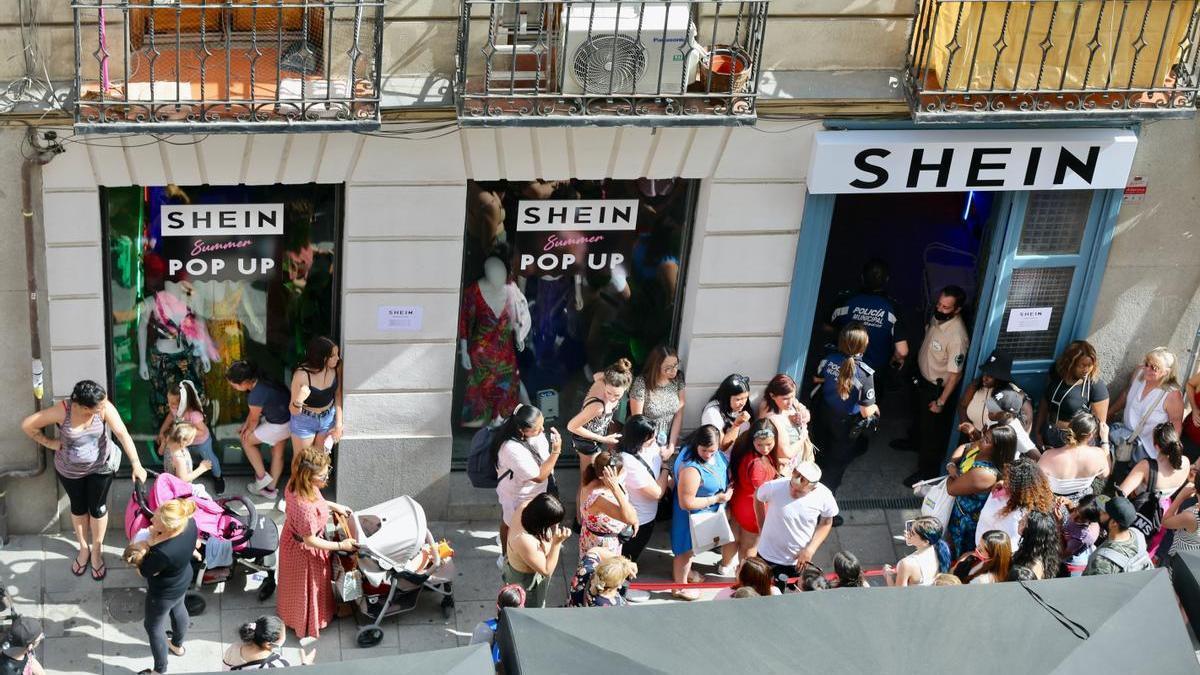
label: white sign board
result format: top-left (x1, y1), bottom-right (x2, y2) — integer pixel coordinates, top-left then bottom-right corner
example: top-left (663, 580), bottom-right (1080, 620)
top-left (377, 305), bottom-right (423, 332)
top-left (1006, 307), bottom-right (1053, 333)
top-left (161, 204), bottom-right (285, 236)
top-left (516, 200), bottom-right (640, 231)
top-left (807, 129), bottom-right (1138, 194)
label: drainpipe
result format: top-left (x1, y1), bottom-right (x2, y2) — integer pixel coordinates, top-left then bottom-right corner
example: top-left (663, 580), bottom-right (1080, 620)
top-left (0, 130), bottom-right (62, 546)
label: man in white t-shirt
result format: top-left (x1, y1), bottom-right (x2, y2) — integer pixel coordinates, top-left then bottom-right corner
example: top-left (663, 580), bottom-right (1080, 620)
top-left (985, 387), bottom-right (1040, 460)
top-left (754, 461), bottom-right (838, 589)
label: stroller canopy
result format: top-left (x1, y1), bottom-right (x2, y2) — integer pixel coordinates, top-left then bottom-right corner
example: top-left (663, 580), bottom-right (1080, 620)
top-left (353, 495), bottom-right (428, 570)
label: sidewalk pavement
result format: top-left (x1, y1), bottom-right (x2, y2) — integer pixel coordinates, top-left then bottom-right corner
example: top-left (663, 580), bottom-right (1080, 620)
top-left (2, 505), bottom-right (918, 673)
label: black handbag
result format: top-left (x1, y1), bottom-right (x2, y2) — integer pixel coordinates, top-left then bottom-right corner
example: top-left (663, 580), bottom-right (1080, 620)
top-left (1128, 461), bottom-right (1162, 539)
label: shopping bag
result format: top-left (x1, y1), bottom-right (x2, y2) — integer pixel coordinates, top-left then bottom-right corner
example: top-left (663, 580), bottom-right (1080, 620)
top-left (915, 476), bottom-right (955, 532)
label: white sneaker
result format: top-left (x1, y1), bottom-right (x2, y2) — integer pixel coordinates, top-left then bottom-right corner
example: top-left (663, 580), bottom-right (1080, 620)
top-left (247, 474), bottom-right (274, 497)
top-left (625, 588), bottom-right (652, 603)
top-left (715, 562), bottom-right (738, 578)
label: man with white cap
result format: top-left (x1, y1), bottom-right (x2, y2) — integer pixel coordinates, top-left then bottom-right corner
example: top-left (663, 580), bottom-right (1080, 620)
top-left (754, 461), bottom-right (839, 589)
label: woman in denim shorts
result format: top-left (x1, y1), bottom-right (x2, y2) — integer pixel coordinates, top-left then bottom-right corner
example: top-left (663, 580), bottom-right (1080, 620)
top-left (289, 336), bottom-right (344, 456)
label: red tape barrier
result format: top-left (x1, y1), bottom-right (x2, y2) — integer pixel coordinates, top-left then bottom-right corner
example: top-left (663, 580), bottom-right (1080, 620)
top-left (627, 567), bottom-right (888, 592)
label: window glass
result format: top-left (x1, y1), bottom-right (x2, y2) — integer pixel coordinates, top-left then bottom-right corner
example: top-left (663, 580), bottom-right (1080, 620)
top-left (453, 179), bottom-right (696, 460)
top-left (102, 184), bottom-right (341, 470)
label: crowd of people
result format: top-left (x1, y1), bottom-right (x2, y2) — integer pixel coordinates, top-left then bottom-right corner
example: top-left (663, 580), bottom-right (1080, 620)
top-left (13, 264), bottom-right (1200, 672)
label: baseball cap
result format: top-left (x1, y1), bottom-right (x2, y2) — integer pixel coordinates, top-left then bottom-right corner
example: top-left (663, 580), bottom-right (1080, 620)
top-left (793, 461), bottom-right (822, 484)
top-left (979, 350), bottom-right (1014, 382)
top-left (1104, 496), bottom-right (1138, 529)
top-left (985, 387), bottom-right (1023, 417)
top-left (1, 617), bottom-right (41, 658)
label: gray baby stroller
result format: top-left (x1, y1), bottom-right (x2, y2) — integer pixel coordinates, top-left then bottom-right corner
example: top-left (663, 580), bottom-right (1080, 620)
top-left (330, 495), bottom-right (456, 647)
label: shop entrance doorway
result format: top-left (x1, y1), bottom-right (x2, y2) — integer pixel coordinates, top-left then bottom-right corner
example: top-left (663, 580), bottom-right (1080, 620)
top-left (800, 191), bottom-right (1002, 498)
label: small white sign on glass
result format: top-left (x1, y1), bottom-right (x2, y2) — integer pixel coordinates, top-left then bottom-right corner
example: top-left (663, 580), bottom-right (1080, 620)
top-left (377, 305), bottom-right (423, 332)
top-left (1006, 307), bottom-right (1053, 333)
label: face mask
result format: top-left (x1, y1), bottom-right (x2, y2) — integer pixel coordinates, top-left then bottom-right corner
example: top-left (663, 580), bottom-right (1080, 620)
top-left (933, 310), bottom-right (954, 322)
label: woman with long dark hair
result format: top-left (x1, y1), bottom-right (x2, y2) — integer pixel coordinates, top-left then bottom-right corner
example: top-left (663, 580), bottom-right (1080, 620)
top-left (288, 336), bottom-right (344, 456)
top-left (1038, 412), bottom-right (1111, 501)
top-left (945, 425), bottom-right (1015, 558)
top-left (1012, 511), bottom-right (1063, 580)
top-left (714, 557), bottom-right (780, 599)
top-left (812, 323), bottom-right (879, 495)
top-left (630, 345), bottom-right (686, 455)
top-left (1119, 422), bottom-right (1191, 501)
top-left (702, 374), bottom-right (752, 455)
top-left (492, 405), bottom-right (562, 555)
top-left (728, 419), bottom-right (779, 561)
top-left (833, 551), bottom-right (868, 588)
top-left (669, 425), bottom-right (733, 600)
top-left (503, 493), bottom-right (571, 608)
top-left (756, 374), bottom-right (813, 473)
top-left (617, 415), bottom-right (671, 564)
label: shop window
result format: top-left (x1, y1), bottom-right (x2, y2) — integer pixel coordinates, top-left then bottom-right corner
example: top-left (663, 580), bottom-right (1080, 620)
top-left (994, 266), bottom-right (1075, 361)
top-left (452, 179), bottom-right (697, 460)
top-left (101, 184), bottom-right (342, 471)
top-left (1017, 191), bottom-right (1091, 255)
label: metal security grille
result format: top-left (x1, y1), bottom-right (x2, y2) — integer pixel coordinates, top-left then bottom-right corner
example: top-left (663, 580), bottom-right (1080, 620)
top-left (455, 0), bottom-right (770, 127)
top-left (905, 0), bottom-right (1200, 122)
top-left (1019, 190), bottom-right (1092, 255)
top-left (71, 1), bottom-right (385, 133)
top-left (994, 266), bottom-right (1075, 360)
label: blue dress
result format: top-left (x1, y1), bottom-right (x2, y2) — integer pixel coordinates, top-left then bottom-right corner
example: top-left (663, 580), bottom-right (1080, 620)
top-left (670, 449), bottom-right (730, 555)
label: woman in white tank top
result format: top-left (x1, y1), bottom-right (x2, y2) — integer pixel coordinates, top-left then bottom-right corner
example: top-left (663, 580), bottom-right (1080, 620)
top-left (1109, 349), bottom-right (1185, 460)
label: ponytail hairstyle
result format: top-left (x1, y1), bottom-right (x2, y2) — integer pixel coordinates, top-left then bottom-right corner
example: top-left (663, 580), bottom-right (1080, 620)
top-left (602, 358), bottom-right (634, 390)
top-left (762, 374), bottom-right (797, 415)
top-left (615, 415), bottom-right (656, 456)
top-left (836, 322), bottom-right (870, 401)
top-left (175, 380), bottom-right (204, 417)
top-left (496, 584), bottom-right (527, 612)
top-left (582, 447), bottom-right (626, 486)
top-left (1153, 422), bottom-right (1185, 470)
top-left (1062, 411), bottom-right (1099, 447)
top-left (833, 551), bottom-right (865, 589)
top-left (910, 516), bottom-right (951, 573)
top-left (238, 615), bottom-right (285, 649)
top-left (683, 425), bottom-right (722, 464)
top-left (166, 422), bottom-right (198, 448)
top-left (155, 498), bottom-right (197, 532)
top-left (487, 404), bottom-right (543, 471)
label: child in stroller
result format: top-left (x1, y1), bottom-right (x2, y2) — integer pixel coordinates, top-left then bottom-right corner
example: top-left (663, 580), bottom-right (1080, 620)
top-left (328, 495), bottom-right (456, 647)
top-left (125, 471), bottom-right (279, 613)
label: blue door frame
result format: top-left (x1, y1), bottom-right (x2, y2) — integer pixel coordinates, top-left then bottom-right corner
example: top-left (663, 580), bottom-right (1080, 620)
top-left (778, 188), bottom-right (1124, 455)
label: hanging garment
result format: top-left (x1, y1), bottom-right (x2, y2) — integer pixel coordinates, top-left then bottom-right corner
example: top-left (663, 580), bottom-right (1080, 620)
top-left (459, 282), bottom-right (529, 424)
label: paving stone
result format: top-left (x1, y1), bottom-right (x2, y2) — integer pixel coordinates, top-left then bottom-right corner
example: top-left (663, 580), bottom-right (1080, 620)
top-left (398, 624), bottom-right (459, 655)
top-left (834, 524), bottom-right (899, 567)
top-left (40, 635), bottom-right (104, 674)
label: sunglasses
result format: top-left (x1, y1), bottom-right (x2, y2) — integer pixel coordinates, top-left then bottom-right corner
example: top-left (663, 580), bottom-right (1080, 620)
top-left (1143, 361), bottom-right (1163, 372)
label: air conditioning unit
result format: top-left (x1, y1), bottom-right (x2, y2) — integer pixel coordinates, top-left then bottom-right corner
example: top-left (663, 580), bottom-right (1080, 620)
top-left (560, 3), bottom-right (699, 96)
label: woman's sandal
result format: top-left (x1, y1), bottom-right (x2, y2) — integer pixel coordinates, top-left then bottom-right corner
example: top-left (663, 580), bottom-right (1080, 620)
top-left (71, 546), bottom-right (90, 577)
top-left (168, 644), bottom-right (186, 657)
top-left (91, 562), bottom-right (107, 581)
top-left (686, 569), bottom-right (704, 584)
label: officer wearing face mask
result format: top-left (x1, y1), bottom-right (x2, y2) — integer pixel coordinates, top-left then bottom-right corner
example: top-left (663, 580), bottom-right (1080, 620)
top-left (903, 285), bottom-right (969, 487)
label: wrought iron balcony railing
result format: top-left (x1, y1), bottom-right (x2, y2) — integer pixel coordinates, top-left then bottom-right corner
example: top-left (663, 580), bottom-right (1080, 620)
top-left (456, 0), bottom-right (769, 127)
top-left (906, 0), bottom-right (1200, 121)
top-left (71, 1), bottom-right (384, 133)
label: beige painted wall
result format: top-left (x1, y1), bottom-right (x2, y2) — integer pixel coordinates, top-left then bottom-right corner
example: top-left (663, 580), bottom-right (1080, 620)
top-left (1088, 116), bottom-right (1200, 389)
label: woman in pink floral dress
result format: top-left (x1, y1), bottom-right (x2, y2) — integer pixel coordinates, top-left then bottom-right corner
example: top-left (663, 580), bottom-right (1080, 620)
top-left (276, 447), bottom-right (356, 643)
top-left (577, 450), bottom-right (638, 556)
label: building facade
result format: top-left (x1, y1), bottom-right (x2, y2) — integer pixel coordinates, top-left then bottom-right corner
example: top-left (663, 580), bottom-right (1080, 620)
top-left (0, 1), bottom-right (1198, 533)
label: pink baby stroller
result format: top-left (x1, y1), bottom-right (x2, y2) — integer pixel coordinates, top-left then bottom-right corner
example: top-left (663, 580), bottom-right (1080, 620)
top-left (125, 471), bottom-right (280, 613)
top-left (332, 495), bottom-right (456, 647)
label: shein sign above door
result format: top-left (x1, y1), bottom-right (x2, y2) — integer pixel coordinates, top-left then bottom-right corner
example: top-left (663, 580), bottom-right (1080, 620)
top-left (807, 129), bottom-right (1138, 194)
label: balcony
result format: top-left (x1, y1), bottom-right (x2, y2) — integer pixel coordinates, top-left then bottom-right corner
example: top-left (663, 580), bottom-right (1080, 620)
top-left (455, 0), bottom-right (769, 127)
top-left (905, 0), bottom-right (1200, 122)
top-left (71, 1), bottom-right (384, 133)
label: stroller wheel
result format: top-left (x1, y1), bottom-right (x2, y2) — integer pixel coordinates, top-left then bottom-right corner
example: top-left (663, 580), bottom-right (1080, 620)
top-left (356, 626), bottom-right (384, 648)
top-left (257, 574), bottom-right (277, 601)
top-left (184, 593), bottom-right (207, 616)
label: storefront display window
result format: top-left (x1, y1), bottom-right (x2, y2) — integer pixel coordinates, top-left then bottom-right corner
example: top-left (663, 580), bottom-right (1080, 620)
top-left (101, 184), bottom-right (342, 471)
top-left (453, 179), bottom-right (697, 458)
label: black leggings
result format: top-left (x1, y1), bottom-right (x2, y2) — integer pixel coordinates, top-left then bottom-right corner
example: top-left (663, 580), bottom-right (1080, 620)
top-left (58, 471), bottom-right (114, 518)
top-left (144, 591), bottom-right (188, 673)
top-left (621, 520), bottom-right (656, 563)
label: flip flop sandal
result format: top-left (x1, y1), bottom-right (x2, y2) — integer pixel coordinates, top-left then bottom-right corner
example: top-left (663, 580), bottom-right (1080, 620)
top-left (671, 589), bottom-right (700, 601)
top-left (169, 644), bottom-right (186, 657)
top-left (71, 547), bottom-right (90, 577)
top-left (91, 562), bottom-right (107, 581)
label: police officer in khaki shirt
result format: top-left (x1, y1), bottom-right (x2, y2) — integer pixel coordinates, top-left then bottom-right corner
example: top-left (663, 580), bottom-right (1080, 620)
top-left (903, 286), bottom-right (969, 486)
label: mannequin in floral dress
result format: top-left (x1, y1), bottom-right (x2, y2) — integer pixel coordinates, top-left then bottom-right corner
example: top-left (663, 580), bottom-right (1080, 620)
top-left (459, 252), bottom-right (531, 427)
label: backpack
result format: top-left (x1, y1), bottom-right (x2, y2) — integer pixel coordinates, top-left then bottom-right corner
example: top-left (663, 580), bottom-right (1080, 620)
top-left (1129, 461), bottom-right (1163, 540)
top-left (1093, 537), bottom-right (1153, 573)
top-left (466, 425), bottom-right (503, 489)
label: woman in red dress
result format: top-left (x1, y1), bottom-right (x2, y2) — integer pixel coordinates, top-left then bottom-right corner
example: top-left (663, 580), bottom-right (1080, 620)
top-left (729, 420), bottom-right (781, 562)
top-left (276, 447), bottom-right (356, 644)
